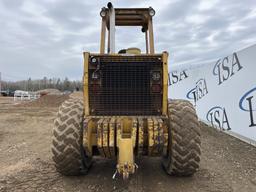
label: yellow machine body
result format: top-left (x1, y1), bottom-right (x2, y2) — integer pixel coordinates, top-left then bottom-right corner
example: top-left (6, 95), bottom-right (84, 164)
top-left (82, 4), bottom-right (169, 179)
top-left (52, 3), bottom-right (201, 180)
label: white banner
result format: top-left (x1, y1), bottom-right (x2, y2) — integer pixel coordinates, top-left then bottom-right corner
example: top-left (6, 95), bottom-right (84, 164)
top-left (168, 44), bottom-right (256, 145)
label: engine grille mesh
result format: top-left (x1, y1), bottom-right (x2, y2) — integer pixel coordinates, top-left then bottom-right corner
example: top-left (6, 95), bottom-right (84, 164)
top-left (89, 56), bottom-right (162, 115)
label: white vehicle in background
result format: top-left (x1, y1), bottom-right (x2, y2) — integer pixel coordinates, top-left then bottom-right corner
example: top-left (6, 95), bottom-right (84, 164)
top-left (14, 90), bottom-right (40, 101)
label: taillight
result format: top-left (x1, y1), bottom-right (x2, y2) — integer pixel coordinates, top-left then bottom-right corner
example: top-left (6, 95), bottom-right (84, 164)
top-left (151, 70), bottom-right (162, 93)
top-left (91, 84), bottom-right (100, 93)
top-left (151, 84), bottom-right (162, 93)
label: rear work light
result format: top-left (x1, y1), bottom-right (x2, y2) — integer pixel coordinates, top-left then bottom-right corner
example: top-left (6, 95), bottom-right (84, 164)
top-left (90, 56), bottom-right (98, 64)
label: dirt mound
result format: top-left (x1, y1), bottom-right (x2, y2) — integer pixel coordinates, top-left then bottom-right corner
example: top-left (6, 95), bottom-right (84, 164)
top-left (36, 89), bottom-right (61, 96)
top-left (20, 95), bottom-right (69, 107)
top-left (69, 91), bottom-right (83, 99)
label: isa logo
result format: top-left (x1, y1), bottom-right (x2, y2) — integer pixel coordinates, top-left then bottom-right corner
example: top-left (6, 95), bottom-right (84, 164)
top-left (206, 106), bottom-right (231, 130)
top-left (186, 78), bottom-right (208, 105)
top-left (213, 53), bottom-right (243, 85)
top-left (168, 70), bottom-right (188, 86)
top-left (239, 86), bottom-right (256, 127)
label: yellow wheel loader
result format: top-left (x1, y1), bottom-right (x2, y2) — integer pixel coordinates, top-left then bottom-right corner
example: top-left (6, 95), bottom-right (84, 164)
top-left (52, 3), bottom-right (201, 179)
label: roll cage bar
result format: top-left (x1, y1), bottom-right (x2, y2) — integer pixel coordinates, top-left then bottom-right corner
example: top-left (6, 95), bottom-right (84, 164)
top-left (99, 2), bottom-right (155, 54)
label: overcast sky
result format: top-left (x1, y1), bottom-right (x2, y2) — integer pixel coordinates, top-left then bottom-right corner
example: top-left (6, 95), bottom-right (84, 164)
top-left (0, 0), bottom-right (256, 81)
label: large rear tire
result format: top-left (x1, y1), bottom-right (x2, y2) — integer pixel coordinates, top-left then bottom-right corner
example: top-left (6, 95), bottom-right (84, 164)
top-left (162, 99), bottom-right (201, 176)
top-left (52, 98), bottom-right (91, 175)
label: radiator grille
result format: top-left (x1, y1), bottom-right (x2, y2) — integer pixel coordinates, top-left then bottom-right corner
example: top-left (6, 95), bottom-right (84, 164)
top-left (88, 56), bottom-right (163, 115)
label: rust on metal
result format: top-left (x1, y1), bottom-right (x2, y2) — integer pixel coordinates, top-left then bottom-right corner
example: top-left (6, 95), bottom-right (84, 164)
top-left (109, 117), bottom-right (116, 158)
top-left (147, 118), bottom-right (154, 155)
top-left (97, 118), bottom-right (105, 157)
top-left (103, 118), bottom-right (111, 158)
top-left (138, 118), bottom-right (144, 156)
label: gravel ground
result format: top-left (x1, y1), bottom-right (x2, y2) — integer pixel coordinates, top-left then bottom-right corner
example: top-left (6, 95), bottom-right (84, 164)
top-left (0, 97), bottom-right (256, 192)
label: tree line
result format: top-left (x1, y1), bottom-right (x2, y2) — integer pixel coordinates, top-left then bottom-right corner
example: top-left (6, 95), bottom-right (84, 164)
top-left (1, 77), bottom-right (83, 92)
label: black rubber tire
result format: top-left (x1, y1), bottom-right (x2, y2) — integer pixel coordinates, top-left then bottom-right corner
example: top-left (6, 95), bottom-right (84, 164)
top-left (162, 99), bottom-right (201, 176)
top-left (52, 98), bottom-right (91, 175)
